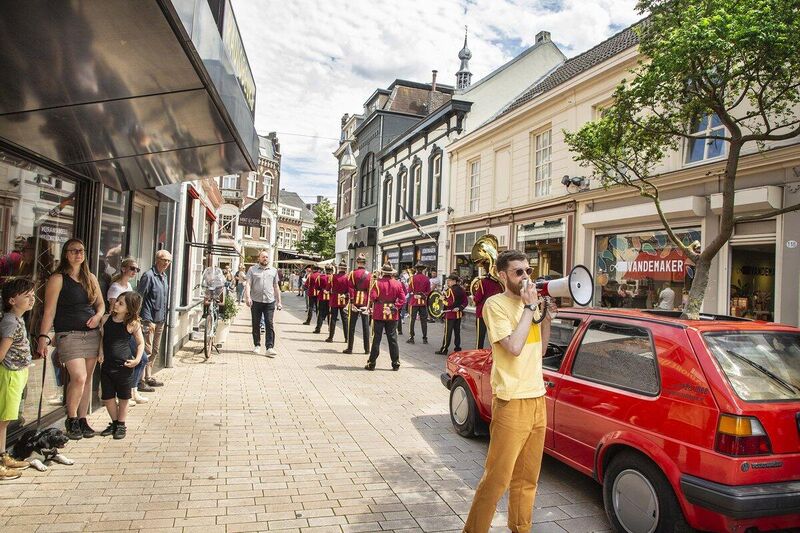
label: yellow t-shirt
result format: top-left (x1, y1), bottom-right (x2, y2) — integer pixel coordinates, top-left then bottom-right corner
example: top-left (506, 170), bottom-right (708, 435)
top-left (483, 292), bottom-right (546, 401)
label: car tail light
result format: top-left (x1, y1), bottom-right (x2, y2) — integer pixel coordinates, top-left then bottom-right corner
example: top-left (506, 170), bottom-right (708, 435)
top-left (715, 414), bottom-right (771, 456)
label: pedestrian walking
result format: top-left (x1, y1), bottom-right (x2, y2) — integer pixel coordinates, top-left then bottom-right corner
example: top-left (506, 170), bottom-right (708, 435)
top-left (235, 265), bottom-right (246, 303)
top-left (343, 254), bottom-right (371, 354)
top-left (472, 275), bottom-right (503, 349)
top-left (106, 257), bottom-right (148, 405)
top-left (406, 263), bottom-right (431, 344)
top-left (326, 260), bottom-right (350, 343)
top-left (462, 250), bottom-right (557, 533)
top-left (435, 273), bottom-right (468, 355)
top-left (137, 249), bottom-right (171, 392)
top-left (245, 250), bottom-right (282, 357)
top-left (314, 264), bottom-right (333, 333)
top-left (303, 266), bottom-right (320, 325)
top-left (36, 238), bottom-right (104, 440)
top-left (364, 262), bottom-right (405, 371)
top-left (97, 292), bottom-right (144, 440)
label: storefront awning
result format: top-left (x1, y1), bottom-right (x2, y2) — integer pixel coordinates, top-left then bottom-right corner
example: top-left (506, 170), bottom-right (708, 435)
top-left (0, 0), bottom-right (258, 192)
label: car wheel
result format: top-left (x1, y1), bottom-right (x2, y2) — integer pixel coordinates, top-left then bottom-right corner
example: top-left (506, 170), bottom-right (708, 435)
top-left (449, 378), bottom-right (478, 438)
top-left (603, 451), bottom-right (691, 533)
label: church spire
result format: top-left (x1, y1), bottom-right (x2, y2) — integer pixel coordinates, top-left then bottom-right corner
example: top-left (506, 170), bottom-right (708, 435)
top-left (456, 26), bottom-right (472, 90)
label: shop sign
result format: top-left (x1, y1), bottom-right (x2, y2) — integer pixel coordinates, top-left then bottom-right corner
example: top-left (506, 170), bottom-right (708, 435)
top-left (385, 248), bottom-right (399, 264)
top-left (400, 247), bottom-right (414, 263)
top-left (419, 245), bottom-right (437, 265)
top-left (38, 221), bottom-right (71, 243)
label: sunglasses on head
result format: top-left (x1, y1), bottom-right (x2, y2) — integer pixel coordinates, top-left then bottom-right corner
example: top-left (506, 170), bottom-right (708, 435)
top-left (508, 267), bottom-right (534, 277)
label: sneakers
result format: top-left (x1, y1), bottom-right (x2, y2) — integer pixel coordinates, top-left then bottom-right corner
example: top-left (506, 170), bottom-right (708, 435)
top-left (65, 418), bottom-right (82, 440)
top-left (1, 453), bottom-right (30, 470)
top-left (113, 423), bottom-right (127, 440)
top-left (138, 381), bottom-right (155, 393)
top-left (253, 345), bottom-right (265, 356)
top-left (0, 465), bottom-right (21, 480)
top-left (78, 418), bottom-right (96, 438)
top-left (434, 349), bottom-right (448, 355)
top-left (133, 392), bottom-right (149, 403)
top-left (406, 337), bottom-right (415, 344)
top-left (266, 348), bottom-right (277, 358)
top-left (100, 421), bottom-right (116, 437)
top-left (145, 377), bottom-right (164, 387)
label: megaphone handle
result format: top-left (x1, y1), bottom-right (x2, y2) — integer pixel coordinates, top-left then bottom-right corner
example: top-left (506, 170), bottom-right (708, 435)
top-left (531, 297), bottom-right (548, 324)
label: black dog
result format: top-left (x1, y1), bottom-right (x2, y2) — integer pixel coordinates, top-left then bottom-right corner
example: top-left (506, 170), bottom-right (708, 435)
top-left (11, 428), bottom-right (73, 471)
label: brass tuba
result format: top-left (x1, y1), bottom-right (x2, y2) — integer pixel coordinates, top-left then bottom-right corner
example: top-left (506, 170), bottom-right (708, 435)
top-left (469, 234), bottom-right (502, 296)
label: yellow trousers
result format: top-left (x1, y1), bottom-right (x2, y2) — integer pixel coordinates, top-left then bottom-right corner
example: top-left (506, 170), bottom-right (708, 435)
top-left (463, 396), bottom-right (547, 533)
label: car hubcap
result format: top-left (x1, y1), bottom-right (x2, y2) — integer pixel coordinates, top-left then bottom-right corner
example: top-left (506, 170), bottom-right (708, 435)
top-left (451, 386), bottom-right (469, 425)
top-left (612, 469), bottom-right (659, 533)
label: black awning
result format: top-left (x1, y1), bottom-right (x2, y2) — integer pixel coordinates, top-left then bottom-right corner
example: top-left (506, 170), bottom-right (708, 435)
top-left (186, 241), bottom-right (240, 257)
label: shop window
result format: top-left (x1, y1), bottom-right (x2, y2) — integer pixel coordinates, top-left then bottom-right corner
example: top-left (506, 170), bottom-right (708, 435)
top-left (0, 153), bottom-right (78, 434)
top-left (595, 228), bottom-right (700, 310)
top-left (469, 159), bottom-right (480, 213)
top-left (685, 113), bottom-right (726, 163)
top-left (729, 243), bottom-right (775, 321)
top-left (98, 185), bottom-right (129, 304)
top-left (572, 322), bottom-right (659, 395)
top-left (533, 129), bottom-right (552, 197)
top-left (516, 219), bottom-right (564, 279)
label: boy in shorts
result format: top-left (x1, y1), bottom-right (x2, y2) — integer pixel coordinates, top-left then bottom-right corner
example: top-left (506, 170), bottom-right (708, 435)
top-left (0, 278), bottom-right (37, 479)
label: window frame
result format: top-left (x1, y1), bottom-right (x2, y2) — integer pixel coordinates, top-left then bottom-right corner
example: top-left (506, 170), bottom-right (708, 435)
top-left (359, 153), bottom-right (376, 209)
top-left (412, 164), bottom-right (422, 215)
top-left (569, 320), bottom-right (661, 397)
top-left (247, 173), bottom-right (258, 198)
top-left (468, 159), bottom-right (480, 213)
top-left (382, 175), bottom-right (393, 225)
top-left (533, 129), bottom-right (552, 197)
top-left (684, 112), bottom-right (727, 165)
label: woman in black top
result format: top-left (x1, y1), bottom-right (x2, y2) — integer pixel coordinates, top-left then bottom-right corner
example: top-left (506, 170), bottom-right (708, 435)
top-left (37, 239), bottom-right (105, 440)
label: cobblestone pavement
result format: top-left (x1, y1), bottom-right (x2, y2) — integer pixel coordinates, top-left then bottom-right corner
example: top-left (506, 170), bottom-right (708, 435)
top-left (0, 294), bottom-right (610, 533)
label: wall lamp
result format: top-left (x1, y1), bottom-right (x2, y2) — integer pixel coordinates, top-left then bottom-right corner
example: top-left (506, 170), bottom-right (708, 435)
top-left (561, 175), bottom-right (589, 192)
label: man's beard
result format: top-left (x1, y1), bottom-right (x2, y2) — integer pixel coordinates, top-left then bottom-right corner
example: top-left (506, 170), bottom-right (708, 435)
top-left (507, 279), bottom-right (523, 296)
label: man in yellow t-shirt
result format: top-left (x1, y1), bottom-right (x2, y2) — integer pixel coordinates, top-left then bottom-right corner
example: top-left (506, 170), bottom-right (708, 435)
top-left (463, 249), bottom-right (557, 533)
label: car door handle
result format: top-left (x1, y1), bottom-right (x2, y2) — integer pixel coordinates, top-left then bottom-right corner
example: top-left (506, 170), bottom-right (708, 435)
top-left (545, 380), bottom-right (556, 389)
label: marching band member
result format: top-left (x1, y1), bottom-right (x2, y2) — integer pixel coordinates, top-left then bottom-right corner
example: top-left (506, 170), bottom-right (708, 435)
top-left (302, 265), bottom-right (321, 325)
top-left (406, 262), bottom-right (431, 344)
top-left (472, 274), bottom-right (503, 349)
top-left (343, 254), bottom-right (371, 354)
top-left (326, 260), bottom-right (350, 342)
top-left (313, 264), bottom-right (333, 333)
top-left (364, 262), bottom-right (406, 371)
top-left (435, 273), bottom-right (468, 355)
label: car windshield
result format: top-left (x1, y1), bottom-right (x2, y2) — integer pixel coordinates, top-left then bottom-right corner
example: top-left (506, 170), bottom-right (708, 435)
top-left (704, 332), bottom-right (800, 401)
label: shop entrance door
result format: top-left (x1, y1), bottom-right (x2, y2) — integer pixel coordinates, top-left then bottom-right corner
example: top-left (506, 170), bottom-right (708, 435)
top-left (729, 243), bottom-right (776, 321)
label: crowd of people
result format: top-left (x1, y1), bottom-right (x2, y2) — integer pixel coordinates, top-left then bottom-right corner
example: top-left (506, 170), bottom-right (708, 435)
top-left (0, 239), bottom-right (172, 480)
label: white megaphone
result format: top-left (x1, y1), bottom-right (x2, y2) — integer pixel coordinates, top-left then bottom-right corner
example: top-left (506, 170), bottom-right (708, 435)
top-left (531, 265), bottom-right (593, 323)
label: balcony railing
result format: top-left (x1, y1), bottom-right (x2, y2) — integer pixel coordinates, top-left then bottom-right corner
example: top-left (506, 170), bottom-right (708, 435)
top-left (221, 188), bottom-right (243, 200)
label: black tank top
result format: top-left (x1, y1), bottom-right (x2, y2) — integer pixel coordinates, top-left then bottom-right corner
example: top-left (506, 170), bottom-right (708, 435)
top-left (54, 274), bottom-right (95, 332)
top-left (102, 318), bottom-right (132, 367)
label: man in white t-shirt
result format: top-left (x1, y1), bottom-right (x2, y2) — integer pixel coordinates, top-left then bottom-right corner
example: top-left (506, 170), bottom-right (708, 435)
top-left (245, 250), bottom-right (282, 357)
top-left (658, 285), bottom-right (675, 310)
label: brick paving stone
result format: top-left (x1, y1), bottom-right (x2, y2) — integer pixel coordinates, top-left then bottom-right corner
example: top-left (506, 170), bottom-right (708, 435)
top-left (0, 297), bottom-right (608, 532)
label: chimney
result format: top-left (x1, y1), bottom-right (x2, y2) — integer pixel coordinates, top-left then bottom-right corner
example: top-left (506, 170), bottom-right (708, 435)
top-left (535, 31), bottom-right (551, 44)
top-left (431, 70), bottom-right (438, 92)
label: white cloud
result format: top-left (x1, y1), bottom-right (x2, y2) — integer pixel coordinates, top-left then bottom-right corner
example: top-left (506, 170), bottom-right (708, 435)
top-left (231, 0), bottom-right (640, 204)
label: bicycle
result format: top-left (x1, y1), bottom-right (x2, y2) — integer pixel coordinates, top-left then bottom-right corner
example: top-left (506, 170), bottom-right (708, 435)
top-left (201, 267), bottom-right (227, 360)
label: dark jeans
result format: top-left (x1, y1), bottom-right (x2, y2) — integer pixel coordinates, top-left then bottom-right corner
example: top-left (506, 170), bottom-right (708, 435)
top-left (328, 307), bottom-right (349, 341)
top-left (368, 319), bottom-right (399, 366)
top-left (129, 335), bottom-right (148, 387)
top-left (315, 301), bottom-right (330, 332)
top-left (251, 301), bottom-right (275, 348)
top-left (476, 316), bottom-right (488, 350)
top-left (346, 308), bottom-right (370, 353)
top-left (440, 317), bottom-right (462, 352)
top-left (409, 306), bottom-right (428, 339)
top-left (305, 296), bottom-right (317, 323)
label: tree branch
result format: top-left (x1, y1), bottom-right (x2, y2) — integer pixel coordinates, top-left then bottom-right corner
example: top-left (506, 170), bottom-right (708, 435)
top-left (735, 203), bottom-right (800, 223)
top-left (742, 123), bottom-right (800, 143)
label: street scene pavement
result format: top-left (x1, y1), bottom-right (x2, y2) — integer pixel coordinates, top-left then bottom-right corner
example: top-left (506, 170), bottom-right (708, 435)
top-left (0, 294), bottom-right (610, 533)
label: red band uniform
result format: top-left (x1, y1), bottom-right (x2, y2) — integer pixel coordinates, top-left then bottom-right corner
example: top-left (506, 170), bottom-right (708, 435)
top-left (437, 277), bottom-right (468, 354)
top-left (327, 264), bottom-right (350, 342)
top-left (303, 268), bottom-right (320, 325)
top-left (314, 266), bottom-right (333, 333)
top-left (407, 268), bottom-right (431, 343)
top-left (345, 259), bottom-right (371, 354)
top-left (472, 276), bottom-right (503, 349)
top-left (366, 268), bottom-right (406, 369)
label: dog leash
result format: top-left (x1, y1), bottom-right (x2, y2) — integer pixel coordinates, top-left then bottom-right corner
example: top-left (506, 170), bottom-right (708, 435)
top-left (35, 344), bottom-right (47, 429)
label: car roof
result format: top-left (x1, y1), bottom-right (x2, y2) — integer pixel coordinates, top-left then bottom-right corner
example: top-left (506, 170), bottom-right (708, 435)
top-left (559, 307), bottom-right (800, 333)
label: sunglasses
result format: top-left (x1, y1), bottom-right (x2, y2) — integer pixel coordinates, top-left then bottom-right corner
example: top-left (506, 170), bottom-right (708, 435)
top-left (66, 248), bottom-right (85, 255)
top-left (126, 266), bottom-right (141, 273)
top-left (508, 267), bottom-right (534, 277)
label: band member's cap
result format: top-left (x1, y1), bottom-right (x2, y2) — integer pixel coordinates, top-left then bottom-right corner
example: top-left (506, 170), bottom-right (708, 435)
top-left (414, 262), bottom-right (427, 270)
top-left (337, 260), bottom-right (347, 270)
top-left (355, 253), bottom-right (367, 263)
top-left (380, 262), bottom-right (396, 275)
top-left (447, 273), bottom-right (460, 282)
top-left (324, 264), bottom-right (334, 272)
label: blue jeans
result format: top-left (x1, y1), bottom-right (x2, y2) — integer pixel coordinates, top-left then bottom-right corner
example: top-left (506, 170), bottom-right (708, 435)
top-left (130, 336), bottom-right (148, 387)
top-left (236, 284), bottom-right (245, 303)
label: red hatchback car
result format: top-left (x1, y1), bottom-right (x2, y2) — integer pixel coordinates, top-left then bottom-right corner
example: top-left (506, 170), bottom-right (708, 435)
top-left (441, 308), bottom-right (800, 532)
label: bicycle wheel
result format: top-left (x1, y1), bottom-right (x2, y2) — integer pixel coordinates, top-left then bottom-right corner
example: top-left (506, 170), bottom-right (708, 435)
top-left (204, 311), bottom-right (214, 359)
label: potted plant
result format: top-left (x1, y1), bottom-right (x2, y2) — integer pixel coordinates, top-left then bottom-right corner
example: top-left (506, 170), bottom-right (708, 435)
top-left (215, 293), bottom-right (238, 344)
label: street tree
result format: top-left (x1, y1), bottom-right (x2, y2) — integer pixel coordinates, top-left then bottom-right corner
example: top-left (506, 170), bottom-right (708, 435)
top-left (565, 0), bottom-right (800, 319)
top-left (297, 198), bottom-right (335, 258)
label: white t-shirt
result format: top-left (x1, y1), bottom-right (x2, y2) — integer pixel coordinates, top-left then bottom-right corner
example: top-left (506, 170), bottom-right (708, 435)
top-left (658, 287), bottom-right (675, 310)
top-left (107, 281), bottom-right (133, 302)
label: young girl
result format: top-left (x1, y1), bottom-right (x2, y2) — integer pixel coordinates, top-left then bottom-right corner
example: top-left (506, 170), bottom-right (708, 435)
top-left (98, 291), bottom-right (144, 440)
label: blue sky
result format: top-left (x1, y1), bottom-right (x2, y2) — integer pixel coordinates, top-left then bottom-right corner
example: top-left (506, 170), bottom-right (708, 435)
top-left (231, 0), bottom-right (641, 205)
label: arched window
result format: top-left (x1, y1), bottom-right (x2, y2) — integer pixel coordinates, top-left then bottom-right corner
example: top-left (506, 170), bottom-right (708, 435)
top-left (427, 149), bottom-right (443, 212)
top-left (412, 164), bottom-right (422, 215)
top-left (383, 175), bottom-right (393, 225)
top-left (397, 170), bottom-right (408, 222)
top-left (359, 153), bottom-right (376, 208)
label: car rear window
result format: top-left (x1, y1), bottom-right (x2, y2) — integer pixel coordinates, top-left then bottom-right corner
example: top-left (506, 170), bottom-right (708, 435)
top-left (704, 332), bottom-right (800, 401)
